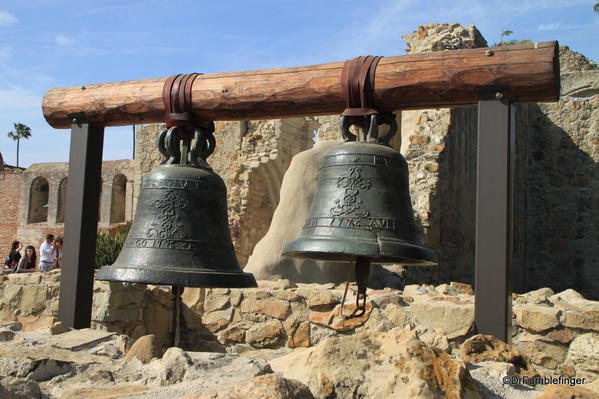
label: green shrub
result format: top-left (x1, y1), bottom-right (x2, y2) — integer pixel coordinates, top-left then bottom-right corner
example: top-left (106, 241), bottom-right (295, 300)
top-left (94, 222), bottom-right (131, 269)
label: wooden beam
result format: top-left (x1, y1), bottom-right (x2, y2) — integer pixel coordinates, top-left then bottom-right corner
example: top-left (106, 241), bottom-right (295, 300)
top-left (43, 41), bottom-right (559, 129)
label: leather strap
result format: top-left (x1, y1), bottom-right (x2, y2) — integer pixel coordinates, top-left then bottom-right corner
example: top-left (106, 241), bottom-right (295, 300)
top-left (162, 73), bottom-right (207, 128)
top-left (340, 56), bottom-right (383, 118)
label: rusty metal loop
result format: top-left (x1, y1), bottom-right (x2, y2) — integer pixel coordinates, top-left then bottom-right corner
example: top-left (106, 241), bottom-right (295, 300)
top-left (158, 125), bottom-right (218, 166)
top-left (157, 129), bottom-right (170, 164)
top-left (340, 114), bottom-right (397, 145)
top-left (165, 127), bottom-right (181, 164)
top-left (377, 117), bottom-right (397, 145)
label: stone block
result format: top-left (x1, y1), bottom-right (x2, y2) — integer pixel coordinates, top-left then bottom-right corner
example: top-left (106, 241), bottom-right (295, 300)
top-left (202, 309), bottom-right (233, 333)
top-left (460, 334), bottom-right (538, 378)
top-left (513, 304), bottom-right (560, 332)
top-left (157, 347), bottom-right (191, 385)
top-left (217, 325), bottom-right (246, 345)
top-left (187, 374), bottom-right (314, 399)
top-left (60, 385), bottom-right (150, 399)
top-left (547, 329), bottom-right (576, 344)
top-left (564, 333), bottom-right (599, 380)
top-left (287, 322), bottom-right (310, 348)
top-left (297, 289), bottom-right (340, 309)
top-left (245, 320), bottom-right (285, 348)
top-left (257, 279), bottom-right (297, 289)
top-left (0, 376), bottom-right (42, 399)
top-left (330, 302), bottom-right (373, 332)
top-left (240, 298), bottom-right (290, 320)
top-left (536, 384), bottom-right (599, 399)
top-left (408, 135), bottom-right (431, 145)
top-left (516, 339), bottom-right (568, 370)
top-left (6, 273), bottom-right (42, 285)
top-left (203, 296), bottom-right (230, 313)
top-left (123, 334), bottom-right (162, 364)
top-left (44, 328), bottom-right (116, 351)
top-left (411, 300), bottom-right (474, 339)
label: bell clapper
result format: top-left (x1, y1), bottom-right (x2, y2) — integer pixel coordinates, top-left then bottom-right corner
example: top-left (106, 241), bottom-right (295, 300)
top-left (172, 285), bottom-right (184, 347)
top-left (340, 256), bottom-right (370, 319)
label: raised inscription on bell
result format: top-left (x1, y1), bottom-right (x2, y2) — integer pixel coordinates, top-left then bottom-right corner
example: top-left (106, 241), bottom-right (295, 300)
top-left (125, 237), bottom-right (233, 251)
top-left (143, 179), bottom-right (225, 192)
top-left (320, 154), bottom-right (400, 169)
top-left (306, 217), bottom-right (399, 231)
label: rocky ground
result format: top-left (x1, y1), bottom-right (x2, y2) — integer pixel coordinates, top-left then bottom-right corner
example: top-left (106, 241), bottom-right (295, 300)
top-left (0, 309), bottom-right (598, 398)
top-left (1, 274), bottom-right (599, 398)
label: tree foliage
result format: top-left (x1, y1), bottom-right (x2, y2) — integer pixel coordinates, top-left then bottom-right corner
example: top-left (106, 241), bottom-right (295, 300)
top-left (6, 122), bottom-right (32, 167)
top-left (495, 30), bottom-right (531, 46)
top-left (94, 222), bottom-right (131, 269)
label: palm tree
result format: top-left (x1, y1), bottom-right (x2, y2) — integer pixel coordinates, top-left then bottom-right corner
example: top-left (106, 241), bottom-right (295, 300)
top-left (595, 2), bottom-right (599, 13)
top-left (500, 30), bottom-right (514, 44)
top-left (7, 122), bottom-right (32, 167)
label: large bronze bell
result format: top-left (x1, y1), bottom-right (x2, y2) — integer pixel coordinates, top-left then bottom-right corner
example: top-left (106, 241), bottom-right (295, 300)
top-left (96, 125), bottom-right (256, 288)
top-left (283, 115), bottom-right (437, 265)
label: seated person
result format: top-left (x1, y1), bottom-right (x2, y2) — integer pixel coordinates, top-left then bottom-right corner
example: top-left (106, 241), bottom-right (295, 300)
top-left (15, 246), bottom-right (37, 273)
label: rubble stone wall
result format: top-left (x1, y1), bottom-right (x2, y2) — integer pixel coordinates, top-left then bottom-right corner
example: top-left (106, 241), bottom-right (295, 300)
top-left (386, 24), bottom-right (599, 299)
top-left (0, 271), bottom-right (597, 382)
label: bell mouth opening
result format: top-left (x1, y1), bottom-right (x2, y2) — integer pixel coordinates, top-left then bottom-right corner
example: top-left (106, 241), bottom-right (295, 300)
top-left (282, 236), bottom-right (437, 266)
top-left (283, 250), bottom-right (437, 266)
top-left (96, 265), bottom-right (257, 288)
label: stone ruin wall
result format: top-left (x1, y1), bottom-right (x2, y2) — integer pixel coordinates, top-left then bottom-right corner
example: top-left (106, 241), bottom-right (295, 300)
top-left (13, 160), bottom-right (135, 250)
top-left (134, 118), bottom-right (314, 267)
top-left (361, 24), bottom-right (599, 299)
top-left (1, 157), bottom-right (134, 253)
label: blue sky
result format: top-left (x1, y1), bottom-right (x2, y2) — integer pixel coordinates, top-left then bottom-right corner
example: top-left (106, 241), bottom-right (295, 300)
top-left (0, 0), bottom-right (597, 168)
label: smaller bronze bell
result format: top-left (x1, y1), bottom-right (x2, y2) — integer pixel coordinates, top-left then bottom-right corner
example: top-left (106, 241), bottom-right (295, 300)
top-left (283, 115), bottom-right (435, 318)
top-left (283, 115), bottom-right (436, 265)
top-left (97, 125), bottom-right (256, 288)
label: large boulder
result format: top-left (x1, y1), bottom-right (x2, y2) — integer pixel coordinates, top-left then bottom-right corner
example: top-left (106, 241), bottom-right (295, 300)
top-left (244, 140), bottom-right (349, 284)
top-left (187, 374), bottom-right (314, 399)
top-left (270, 328), bottom-right (482, 399)
top-left (460, 334), bottom-right (538, 378)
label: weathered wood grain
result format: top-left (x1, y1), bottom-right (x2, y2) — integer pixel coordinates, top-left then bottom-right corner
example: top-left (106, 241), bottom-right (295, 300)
top-left (42, 41), bottom-right (559, 129)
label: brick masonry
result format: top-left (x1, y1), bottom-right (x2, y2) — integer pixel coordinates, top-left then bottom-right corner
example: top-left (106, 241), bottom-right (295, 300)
top-left (0, 154), bottom-right (25, 258)
top-left (0, 157), bottom-right (135, 253)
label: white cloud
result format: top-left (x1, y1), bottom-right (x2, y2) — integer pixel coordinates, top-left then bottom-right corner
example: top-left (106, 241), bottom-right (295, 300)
top-left (538, 22), bottom-right (596, 31)
top-left (0, 11), bottom-right (17, 27)
top-left (538, 23), bottom-right (564, 30)
top-left (0, 87), bottom-right (41, 114)
top-left (55, 35), bottom-right (74, 46)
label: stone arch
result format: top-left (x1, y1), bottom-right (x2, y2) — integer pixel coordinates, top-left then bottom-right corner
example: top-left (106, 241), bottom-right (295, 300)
top-left (28, 177), bottom-right (49, 223)
top-left (110, 174), bottom-right (127, 223)
top-left (56, 177), bottom-right (68, 223)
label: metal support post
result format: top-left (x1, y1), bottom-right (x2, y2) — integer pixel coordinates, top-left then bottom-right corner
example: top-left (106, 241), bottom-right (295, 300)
top-left (475, 97), bottom-right (515, 343)
top-left (58, 119), bottom-right (104, 329)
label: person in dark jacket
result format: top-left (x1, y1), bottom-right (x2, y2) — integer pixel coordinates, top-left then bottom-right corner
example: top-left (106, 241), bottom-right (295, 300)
top-left (4, 240), bottom-right (21, 271)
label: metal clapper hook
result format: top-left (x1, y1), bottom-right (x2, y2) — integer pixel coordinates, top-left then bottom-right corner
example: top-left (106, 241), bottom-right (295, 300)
top-left (339, 256), bottom-right (370, 319)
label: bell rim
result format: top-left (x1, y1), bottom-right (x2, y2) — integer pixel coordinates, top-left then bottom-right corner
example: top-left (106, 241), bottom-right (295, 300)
top-left (96, 265), bottom-right (257, 288)
top-left (282, 236), bottom-right (437, 265)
